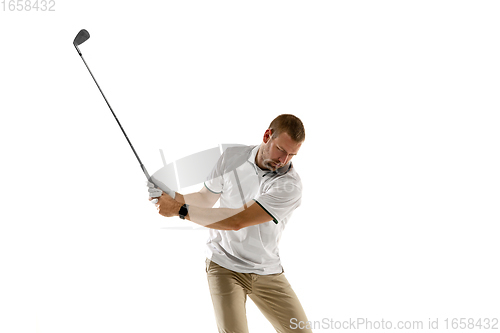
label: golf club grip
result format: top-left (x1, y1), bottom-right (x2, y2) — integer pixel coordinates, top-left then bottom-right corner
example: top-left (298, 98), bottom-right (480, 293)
top-left (148, 177), bottom-right (176, 198)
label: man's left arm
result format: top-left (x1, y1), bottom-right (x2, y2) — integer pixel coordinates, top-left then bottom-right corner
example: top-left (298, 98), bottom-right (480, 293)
top-left (154, 194), bottom-right (273, 230)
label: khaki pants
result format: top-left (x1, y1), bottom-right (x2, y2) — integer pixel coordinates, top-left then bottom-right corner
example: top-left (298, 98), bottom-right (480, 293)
top-left (206, 259), bottom-right (312, 333)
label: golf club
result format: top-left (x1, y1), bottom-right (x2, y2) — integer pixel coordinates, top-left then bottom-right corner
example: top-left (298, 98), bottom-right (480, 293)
top-left (73, 29), bottom-right (165, 193)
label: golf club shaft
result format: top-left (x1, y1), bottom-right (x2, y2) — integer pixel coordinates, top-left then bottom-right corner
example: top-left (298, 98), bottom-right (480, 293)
top-left (76, 52), bottom-right (152, 181)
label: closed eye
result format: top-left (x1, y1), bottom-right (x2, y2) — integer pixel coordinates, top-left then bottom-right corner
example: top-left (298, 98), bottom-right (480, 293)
top-left (277, 146), bottom-right (296, 156)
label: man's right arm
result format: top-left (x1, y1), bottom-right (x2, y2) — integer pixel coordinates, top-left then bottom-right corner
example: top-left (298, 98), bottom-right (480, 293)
top-left (174, 185), bottom-right (220, 208)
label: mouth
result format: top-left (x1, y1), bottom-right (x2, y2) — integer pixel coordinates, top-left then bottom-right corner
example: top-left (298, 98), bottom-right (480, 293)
top-left (263, 159), bottom-right (282, 170)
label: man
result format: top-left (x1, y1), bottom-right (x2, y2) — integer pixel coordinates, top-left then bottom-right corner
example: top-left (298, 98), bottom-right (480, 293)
top-left (150, 114), bottom-right (312, 333)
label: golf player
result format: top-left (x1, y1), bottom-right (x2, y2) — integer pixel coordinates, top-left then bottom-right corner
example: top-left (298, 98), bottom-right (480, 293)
top-left (149, 114), bottom-right (312, 333)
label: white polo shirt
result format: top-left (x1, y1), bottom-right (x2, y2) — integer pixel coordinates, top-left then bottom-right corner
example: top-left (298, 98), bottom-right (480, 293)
top-left (204, 144), bottom-right (302, 275)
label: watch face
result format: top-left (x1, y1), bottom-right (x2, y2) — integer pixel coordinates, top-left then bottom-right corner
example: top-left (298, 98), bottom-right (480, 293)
top-left (179, 204), bottom-right (188, 219)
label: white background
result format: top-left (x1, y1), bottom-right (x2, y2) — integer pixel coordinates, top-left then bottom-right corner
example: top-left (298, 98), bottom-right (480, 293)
top-left (1, 1), bottom-right (499, 332)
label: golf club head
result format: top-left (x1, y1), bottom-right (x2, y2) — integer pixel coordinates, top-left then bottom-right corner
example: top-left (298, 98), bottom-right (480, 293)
top-left (73, 29), bottom-right (90, 46)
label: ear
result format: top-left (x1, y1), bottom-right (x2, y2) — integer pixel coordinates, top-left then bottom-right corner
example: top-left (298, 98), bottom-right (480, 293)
top-left (263, 129), bottom-right (273, 144)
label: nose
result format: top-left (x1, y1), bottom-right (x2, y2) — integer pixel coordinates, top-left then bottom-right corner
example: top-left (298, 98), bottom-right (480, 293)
top-left (278, 152), bottom-right (289, 164)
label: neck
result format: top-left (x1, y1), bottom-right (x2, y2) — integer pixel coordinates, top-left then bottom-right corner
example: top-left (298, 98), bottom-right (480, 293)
top-left (255, 145), bottom-right (267, 170)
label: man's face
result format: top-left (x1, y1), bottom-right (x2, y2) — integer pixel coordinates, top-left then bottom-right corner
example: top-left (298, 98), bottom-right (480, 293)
top-left (260, 130), bottom-right (302, 171)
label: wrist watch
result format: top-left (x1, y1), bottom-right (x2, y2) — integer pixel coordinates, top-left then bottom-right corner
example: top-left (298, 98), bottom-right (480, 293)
top-left (179, 204), bottom-right (189, 220)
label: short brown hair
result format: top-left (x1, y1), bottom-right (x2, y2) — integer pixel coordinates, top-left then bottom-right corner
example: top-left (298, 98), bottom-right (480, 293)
top-left (269, 114), bottom-right (305, 143)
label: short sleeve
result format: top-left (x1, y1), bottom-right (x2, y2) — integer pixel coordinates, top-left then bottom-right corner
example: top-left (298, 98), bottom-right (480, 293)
top-left (254, 177), bottom-right (302, 224)
top-left (204, 152), bottom-right (225, 194)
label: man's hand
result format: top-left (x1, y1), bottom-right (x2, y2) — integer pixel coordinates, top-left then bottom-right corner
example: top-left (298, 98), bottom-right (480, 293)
top-left (151, 191), bottom-right (183, 218)
top-left (148, 182), bottom-right (163, 200)
top-left (147, 179), bottom-right (176, 200)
